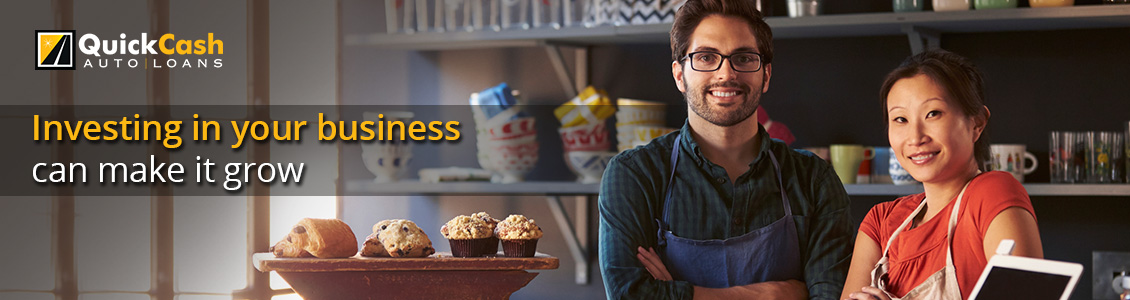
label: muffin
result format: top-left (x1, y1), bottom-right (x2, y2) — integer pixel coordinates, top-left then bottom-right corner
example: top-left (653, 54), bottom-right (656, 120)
top-left (495, 214), bottom-right (543, 257)
top-left (471, 212), bottom-right (501, 255)
top-left (440, 215), bottom-right (492, 257)
top-left (360, 219), bottom-right (435, 258)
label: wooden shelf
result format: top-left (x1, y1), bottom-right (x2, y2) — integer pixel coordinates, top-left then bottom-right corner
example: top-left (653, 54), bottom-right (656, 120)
top-left (254, 252), bottom-right (558, 299)
top-left (346, 180), bottom-right (1130, 196)
top-left (253, 252), bottom-right (559, 272)
top-left (345, 180), bottom-right (599, 196)
top-left (1019, 183), bottom-right (1130, 196)
top-left (347, 5), bottom-right (1130, 50)
top-left (846, 183), bottom-right (1130, 196)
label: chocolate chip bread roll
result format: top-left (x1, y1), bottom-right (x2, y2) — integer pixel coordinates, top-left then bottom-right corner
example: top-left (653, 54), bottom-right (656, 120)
top-left (270, 218), bottom-right (357, 258)
top-left (360, 219), bottom-right (435, 258)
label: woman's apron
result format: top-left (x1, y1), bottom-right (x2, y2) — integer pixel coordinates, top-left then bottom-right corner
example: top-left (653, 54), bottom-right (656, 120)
top-left (869, 180), bottom-right (973, 299)
top-left (655, 134), bottom-right (804, 288)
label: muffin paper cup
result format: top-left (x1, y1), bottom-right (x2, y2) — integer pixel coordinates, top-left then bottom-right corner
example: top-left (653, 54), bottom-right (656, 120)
top-left (501, 239), bottom-right (539, 257)
top-left (448, 238), bottom-right (488, 257)
top-left (484, 236), bottom-right (500, 255)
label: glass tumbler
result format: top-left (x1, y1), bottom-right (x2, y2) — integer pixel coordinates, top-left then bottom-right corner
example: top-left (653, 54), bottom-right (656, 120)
top-left (894, 0), bottom-right (925, 11)
top-left (532, 0), bottom-right (561, 28)
top-left (1050, 131), bottom-right (1070, 183)
top-left (386, 0), bottom-right (418, 33)
top-left (1087, 131), bottom-right (1113, 183)
top-left (1073, 132), bottom-right (1089, 183)
top-left (1112, 132), bottom-right (1125, 183)
top-left (501, 0), bottom-right (530, 29)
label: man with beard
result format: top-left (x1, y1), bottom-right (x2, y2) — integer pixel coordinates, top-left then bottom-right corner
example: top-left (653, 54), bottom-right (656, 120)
top-left (598, 0), bottom-right (852, 298)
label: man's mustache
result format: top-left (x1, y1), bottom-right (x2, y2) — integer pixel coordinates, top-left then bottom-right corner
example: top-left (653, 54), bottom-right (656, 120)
top-left (700, 81), bottom-right (750, 94)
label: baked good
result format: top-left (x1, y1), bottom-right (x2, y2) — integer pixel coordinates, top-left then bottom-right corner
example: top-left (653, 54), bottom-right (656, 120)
top-left (495, 214), bottom-right (543, 257)
top-left (440, 215), bottom-right (491, 257)
top-left (360, 219), bottom-right (435, 258)
top-left (360, 232), bottom-right (389, 257)
top-left (471, 212), bottom-right (501, 255)
top-left (270, 218), bottom-right (357, 258)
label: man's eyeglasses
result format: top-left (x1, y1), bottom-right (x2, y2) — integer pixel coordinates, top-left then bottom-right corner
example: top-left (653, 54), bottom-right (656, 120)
top-left (681, 51), bottom-right (763, 73)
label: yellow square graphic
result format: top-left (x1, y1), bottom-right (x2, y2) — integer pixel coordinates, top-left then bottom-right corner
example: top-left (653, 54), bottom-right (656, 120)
top-left (39, 34), bottom-right (64, 64)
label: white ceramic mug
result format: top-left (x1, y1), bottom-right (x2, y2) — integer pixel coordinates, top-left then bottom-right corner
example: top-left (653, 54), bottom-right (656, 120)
top-left (990, 144), bottom-right (1038, 183)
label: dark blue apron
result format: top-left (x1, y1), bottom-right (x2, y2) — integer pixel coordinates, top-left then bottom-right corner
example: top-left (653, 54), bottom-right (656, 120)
top-left (656, 134), bottom-right (804, 288)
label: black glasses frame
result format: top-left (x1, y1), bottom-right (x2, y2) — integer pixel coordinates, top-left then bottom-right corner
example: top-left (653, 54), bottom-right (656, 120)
top-left (681, 51), bottom-right (764, 73)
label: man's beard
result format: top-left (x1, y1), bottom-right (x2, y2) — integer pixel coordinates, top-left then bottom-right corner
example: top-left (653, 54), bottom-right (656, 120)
top-left (683, 77), bottom-right (761, 127)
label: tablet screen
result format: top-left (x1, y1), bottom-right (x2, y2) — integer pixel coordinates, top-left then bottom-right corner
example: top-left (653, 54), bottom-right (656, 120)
top-left (973, 266), bottom-right (1072, 300)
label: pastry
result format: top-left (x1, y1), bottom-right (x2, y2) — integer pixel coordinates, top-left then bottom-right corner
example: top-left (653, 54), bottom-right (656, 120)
top-left (270, 218), bottom-right (357, 258)
top-left (360, 219), bottom-right (435, 258)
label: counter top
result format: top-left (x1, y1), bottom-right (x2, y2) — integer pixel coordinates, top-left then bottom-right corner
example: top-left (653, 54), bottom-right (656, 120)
top-left (253, 252), bottom-right (560, 272)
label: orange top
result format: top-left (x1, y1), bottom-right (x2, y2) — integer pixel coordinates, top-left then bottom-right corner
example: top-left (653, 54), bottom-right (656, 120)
top-left (860, 171), bottom-right (1036, 299)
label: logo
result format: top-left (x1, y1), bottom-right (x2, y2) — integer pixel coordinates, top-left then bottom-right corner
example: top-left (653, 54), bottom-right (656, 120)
top-left (35, 30), bottom-right (223, 70)
top-left (36, 30), bottom-right (76, 70)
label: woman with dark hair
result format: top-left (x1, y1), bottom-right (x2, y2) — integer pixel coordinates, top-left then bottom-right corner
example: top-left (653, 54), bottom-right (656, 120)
top-left (841, 49), bottom-right (1043, 300)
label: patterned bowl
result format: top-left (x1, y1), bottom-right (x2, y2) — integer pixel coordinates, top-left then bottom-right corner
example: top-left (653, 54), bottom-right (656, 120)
top-left (362, 150), bottom-right (412, 183)
top-left (888, 148), bottom-right (920, 186)
top-left (566, 151), bottom-right (617, 184)
top-left (484, 136), bottom-right (539, 183)
top-left (615, 98), bottom-right (666, 127)
top-left (559, 122), bottom-right (611, 152)
top-left (486, 117), bottom-right (537, 141)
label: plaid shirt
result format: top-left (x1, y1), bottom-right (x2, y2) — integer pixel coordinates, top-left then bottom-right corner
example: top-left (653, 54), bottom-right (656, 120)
top-left (599, 123), bottom-right (853, 299)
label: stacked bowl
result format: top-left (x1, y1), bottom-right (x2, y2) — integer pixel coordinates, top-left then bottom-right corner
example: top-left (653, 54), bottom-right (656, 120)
top-left (615, 98), bottom-right (675, 152)
top-left (361, 111), bottom-right (416, 182)
top-left (555, 86), bottom-right (617, 184)
top-left (471, 83), bottom-right (539, 183)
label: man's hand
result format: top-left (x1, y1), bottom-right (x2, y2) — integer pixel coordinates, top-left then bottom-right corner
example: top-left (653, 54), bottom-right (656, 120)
top-left (637, 246), bottom-right (672, 281)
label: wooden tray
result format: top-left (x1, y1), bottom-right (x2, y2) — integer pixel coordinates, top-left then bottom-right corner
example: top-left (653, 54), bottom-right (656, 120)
top-left (253, 252), bottom-right (559, 300)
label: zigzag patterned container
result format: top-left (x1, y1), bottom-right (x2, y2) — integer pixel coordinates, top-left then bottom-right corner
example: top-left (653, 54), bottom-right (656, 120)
top-left (619, 0), bottom-right (685, 25)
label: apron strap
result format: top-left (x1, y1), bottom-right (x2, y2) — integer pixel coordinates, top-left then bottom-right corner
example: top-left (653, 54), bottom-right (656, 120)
top-left (767, 151), bottom-right (792, 217)
top-left (657, 133), bottom-right (793, 243)
top-left (657, 134), bottom-right (683, 246)
top-left (944, 177), bottom-right (973, 268)
top-left (880, 177), bottom-right (976, 260)
top-left (881, 199), bottom-right (928, 258)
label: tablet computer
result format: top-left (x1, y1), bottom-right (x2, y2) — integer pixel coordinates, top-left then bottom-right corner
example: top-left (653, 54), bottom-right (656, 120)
top-left (968, 254), bottom-right (1083, 300)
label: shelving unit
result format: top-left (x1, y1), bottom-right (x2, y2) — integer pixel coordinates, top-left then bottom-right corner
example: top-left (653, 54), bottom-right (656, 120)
top-left (345, 180), bottom-right (598, 195)
top-left (347, 180), bottom-right (1130, 197)
top-left (341, 4), bottom-right (1130, 290)
top-left (347, 5), bottom-right (1130, 51)
top-left (843, 183), bottom-right (1130, 196)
